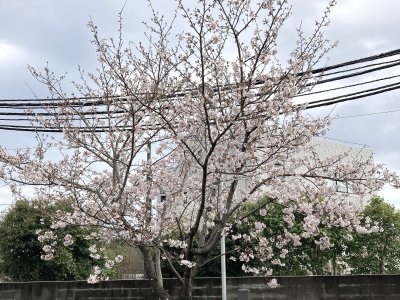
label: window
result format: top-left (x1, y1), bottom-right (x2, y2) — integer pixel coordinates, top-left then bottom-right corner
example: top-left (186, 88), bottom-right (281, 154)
top-left (335, 180), bottom-right (352, 193)
top-left (326, 178), bottom-right (352, 193)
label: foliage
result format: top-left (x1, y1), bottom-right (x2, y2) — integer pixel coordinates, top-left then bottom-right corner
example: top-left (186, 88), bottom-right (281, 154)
top-left (346, 196), bottom-right (400, 274)
top-left (107, 241), bottom-right (145, 279)
top-left (161, 197), bottom-right (400, 278)
top-left (0, 0), bottom-right (398, 299)
top-left (236, 198), bottom-right (358, 275)
top-left (0, 199), bottom-right (97, 281)
top-left (161, 231), bottom-right (245, 278)
top-left (186, 198), bottom-right (359, 276)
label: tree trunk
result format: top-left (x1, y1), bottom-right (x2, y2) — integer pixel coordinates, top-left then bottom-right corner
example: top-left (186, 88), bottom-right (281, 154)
top-left (178, 274), bottom-right (193, 300)
top-left (379, 237), bottom-right (388, 274)
top-left (139, 246), bottom-right (171, 300)
top-left (155, 248), bottom-right (163, 287)
top-left (332, 256), bottom-right (337, 275)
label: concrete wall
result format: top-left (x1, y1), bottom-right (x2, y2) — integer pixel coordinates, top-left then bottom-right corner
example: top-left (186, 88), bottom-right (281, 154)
top-left (0, 275), bottom-right (399, 300)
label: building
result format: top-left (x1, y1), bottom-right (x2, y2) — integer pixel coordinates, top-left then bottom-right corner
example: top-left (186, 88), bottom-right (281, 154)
top-left (310, 137), bottom-right (374, 208)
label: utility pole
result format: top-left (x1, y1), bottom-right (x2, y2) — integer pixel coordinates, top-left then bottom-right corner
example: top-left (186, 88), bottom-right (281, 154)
top-left (221, 234), bottom-right (227, 300)
top-left (148, 141), bottom-right (163, 288)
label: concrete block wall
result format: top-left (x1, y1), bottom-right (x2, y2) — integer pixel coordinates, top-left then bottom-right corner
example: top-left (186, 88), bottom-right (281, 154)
top-left (0, 275), bottom-right (399, 300)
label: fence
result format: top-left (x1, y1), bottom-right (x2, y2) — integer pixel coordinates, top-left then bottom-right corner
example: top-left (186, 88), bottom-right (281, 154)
top-left (0, 275), bottom-right (399, 299)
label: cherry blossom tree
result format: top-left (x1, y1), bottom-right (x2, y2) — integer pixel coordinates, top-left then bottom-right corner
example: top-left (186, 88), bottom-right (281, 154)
top-left (0, 0), bottom-right (398, 299)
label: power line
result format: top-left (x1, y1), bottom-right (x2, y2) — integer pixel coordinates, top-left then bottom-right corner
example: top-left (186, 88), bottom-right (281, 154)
top-left (0, 49), bottom-right (399, 132)
top-left (306, 81), bottom-right (400, 106)
top-left (297, 74), bottom-right (400, 97)
top-left (309, 48), bottom-right (400, 74)
top-left (0, 80), bottom-right (398, 132)
top-left (306, 83), bottom-right (400, 110)
top-left (3, 63), bottom-right (399, 110)
top-left (310, 60), bottom-right (400, 87)
top-left (0, 70), bottom-right (398, 125)
top-left (0, 109), bottom-right (126, 116)
top-left (314, 57), bottom-right (400, 78)
top-left (333, 109), bottom-right (400, 120)
top-left (320, 136), bottom-right (369, 147)
top-left (1, 48), bottom-right (399, 104)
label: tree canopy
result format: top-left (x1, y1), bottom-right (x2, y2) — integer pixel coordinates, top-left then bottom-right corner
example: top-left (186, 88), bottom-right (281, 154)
top-left (0, 0), bottom-right (398, 299)
top-left (0, 199), bottom-right (97, 281)
top-left (346, 196), bottom-right (400, 274)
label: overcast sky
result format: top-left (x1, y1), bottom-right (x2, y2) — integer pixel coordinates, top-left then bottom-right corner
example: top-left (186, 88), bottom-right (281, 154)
top-left (0, 0), bottom-right (399, 208)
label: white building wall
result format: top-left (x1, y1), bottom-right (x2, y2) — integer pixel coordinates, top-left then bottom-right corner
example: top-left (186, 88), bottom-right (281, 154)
top-left (309, 137), bottom-right (374, 209)
top-left (236, 137), bottom-right (375, 209)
